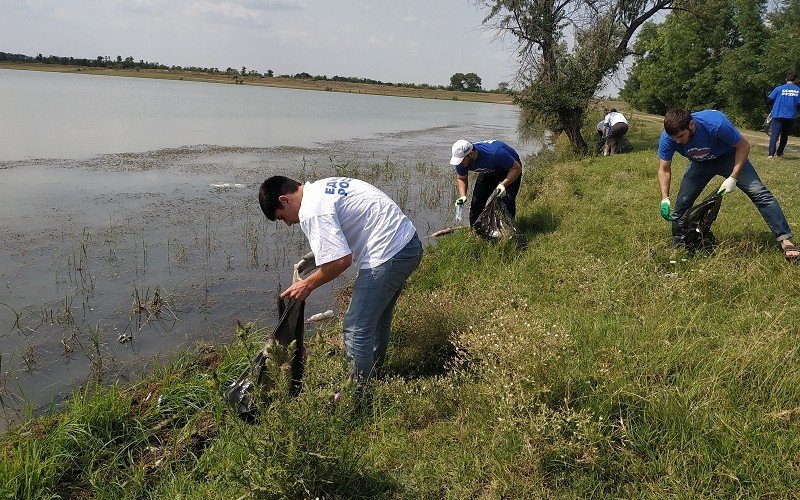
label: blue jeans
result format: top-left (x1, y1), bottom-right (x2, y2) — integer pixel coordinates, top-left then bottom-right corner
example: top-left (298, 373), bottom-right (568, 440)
top-left (342, 234), bottom-right (423, 384)
top-left (769, 118), bottom-right (794, 157)
top-left (671, 154), bottom-right (793, 245)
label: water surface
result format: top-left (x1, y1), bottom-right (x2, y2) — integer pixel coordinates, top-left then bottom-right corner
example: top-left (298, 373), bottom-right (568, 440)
top-left (0, 69), bottom-right (543, 430)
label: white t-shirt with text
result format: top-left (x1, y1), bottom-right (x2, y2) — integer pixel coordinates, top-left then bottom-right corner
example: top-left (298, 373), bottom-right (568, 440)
top-left (603, 111), bottom-right (628, 128)
top-left (298, 178), bottom-right (416, 269)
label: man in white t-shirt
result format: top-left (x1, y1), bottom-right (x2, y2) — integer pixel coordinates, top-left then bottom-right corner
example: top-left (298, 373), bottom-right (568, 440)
top-left (259, 175), bottom-right (423, 386)
top-left (602, 108), bottom-right (629, 156)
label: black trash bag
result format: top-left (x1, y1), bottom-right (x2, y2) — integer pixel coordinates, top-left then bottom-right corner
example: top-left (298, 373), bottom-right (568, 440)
top-left (616, 136), bottom-right (633, 153)
top-left (594, 135), bottom-right (633, 155)
top-left (473, 194), bottom-right (520, 241)
top-left (762, 113), bottom-right (772, 135)
top-left (675, 192), bottom-right (723, 253)
top-left (224, 296), bottom-right (305, 423)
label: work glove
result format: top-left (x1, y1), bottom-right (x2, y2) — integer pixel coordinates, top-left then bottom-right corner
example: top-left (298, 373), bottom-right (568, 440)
top-left (716, 176), bottom-right (737, 195)
top-left (660, 198), bottom-right (672, 221)
top-left (493, 183), bottom-right (507, 198)
top-left (293, 251), bottom-right (316, 282)
top-left (455, 196), bottom-right (467, 206)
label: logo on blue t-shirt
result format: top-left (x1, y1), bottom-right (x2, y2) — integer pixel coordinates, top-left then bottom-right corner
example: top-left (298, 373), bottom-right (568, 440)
top-left (685, 147), bottom-right (713, 161)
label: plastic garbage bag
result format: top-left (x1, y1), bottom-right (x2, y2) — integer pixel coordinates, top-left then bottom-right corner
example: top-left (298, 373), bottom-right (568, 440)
top-left (675, 192), bottom-right (723, 253)
top-left (762, 113), bottom-right (772, 135)
top-left (473, 193), bottom-right (520, 241)
top-left (594, 135), bottom-right (633, 155)
top-left (224, 296), bottom-right (306, 423)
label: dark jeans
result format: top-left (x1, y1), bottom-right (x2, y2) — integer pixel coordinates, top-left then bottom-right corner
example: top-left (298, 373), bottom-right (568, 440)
top-left (606, 122), bottom-right (629, 154)
top-left (769, 117), bottom-right (794, 157)
top-left (670, 154), bottom-right (793, 245)
top-left (469, 171), bottom-right (522, 227)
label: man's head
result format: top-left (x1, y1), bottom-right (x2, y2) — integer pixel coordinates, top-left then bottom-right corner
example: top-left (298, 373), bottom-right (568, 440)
top-left (450, 139), bottom-right (474, 166)
top-left (610, 108), bottom-right (617, 113)
top-left (787, 71), bottom-right (797, 83)
top-left (664, 108), bottom-right (696, 145)
top-left (259, 175), bottom-right (302, 225)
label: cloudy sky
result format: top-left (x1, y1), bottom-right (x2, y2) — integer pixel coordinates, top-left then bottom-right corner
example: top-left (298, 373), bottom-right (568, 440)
top-left (2, 0), bottom-right (523, 89)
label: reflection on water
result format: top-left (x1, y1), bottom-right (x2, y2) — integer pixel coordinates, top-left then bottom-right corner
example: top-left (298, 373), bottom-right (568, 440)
top-left (0, 70), bottom-right (544, 431)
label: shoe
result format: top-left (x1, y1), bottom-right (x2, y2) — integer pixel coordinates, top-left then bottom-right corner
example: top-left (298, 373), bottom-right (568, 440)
top-left (783, 245), bottom-right (800, 262)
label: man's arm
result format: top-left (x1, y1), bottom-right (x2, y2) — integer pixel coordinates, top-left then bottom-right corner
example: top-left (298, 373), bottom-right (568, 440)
top-left (658, 159), bottom-right (672, 199)
top-left (499, 161), bottom-right (522, 188)
top-left (731, 138), bottom-right (750, 179)
top-left (456, 174), bottom-right (469, 198)
top-left (280, 254), bottom-right (352, 301)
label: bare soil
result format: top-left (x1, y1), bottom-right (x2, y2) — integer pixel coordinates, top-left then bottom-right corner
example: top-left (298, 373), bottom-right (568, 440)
top-left (0, 62), bottom-right (513, 104)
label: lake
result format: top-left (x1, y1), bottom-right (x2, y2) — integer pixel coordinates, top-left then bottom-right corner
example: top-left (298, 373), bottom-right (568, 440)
top-left (0, 68), bottom-right (543, 430)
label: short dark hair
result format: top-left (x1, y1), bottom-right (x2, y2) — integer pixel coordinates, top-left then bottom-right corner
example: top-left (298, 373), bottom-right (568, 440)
top-left (259, 175), bottom-right (301, 221)
top-left (664, 108), bottom-right (692, 136)
top-left (787, 72), bottom-right (797, 82)
top-left (610, 108), bottom-right (617, 113)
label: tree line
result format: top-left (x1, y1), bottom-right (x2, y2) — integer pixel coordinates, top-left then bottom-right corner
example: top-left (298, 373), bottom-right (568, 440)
top-left (0, 51), bottom-right (506, 93)
top-left (621, 0), bottom-right (800, 131)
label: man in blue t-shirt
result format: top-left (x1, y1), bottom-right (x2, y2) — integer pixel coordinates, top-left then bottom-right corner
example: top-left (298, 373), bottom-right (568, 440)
top-left (449, 139), bottom-right (523, 227)
top-left (767, 72), bottom-right (800, 158)
top-left (657, 108), bottom-right (799, 261)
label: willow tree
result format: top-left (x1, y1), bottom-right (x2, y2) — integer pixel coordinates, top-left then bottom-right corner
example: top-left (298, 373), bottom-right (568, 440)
top-left (481, 0), bottom-right (685, 154)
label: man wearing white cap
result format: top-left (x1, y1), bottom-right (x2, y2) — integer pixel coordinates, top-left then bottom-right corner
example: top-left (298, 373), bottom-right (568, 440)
top-left (450, 139), bottom-right (523, 227)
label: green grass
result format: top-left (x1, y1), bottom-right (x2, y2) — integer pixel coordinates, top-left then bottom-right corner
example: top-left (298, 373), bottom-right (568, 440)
top-left (3, 118), bottom-right (800, 498)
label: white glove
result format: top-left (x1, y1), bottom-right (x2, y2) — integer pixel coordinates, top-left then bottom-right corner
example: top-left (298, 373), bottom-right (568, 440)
top-left (292, 252), bottom-right (316, 282)
top-left (494, 183), bottom-right (506, 198)
top-left (717, 176), bottom-right (737, 194)
top-left (455, 196), bottom-right (467, 206)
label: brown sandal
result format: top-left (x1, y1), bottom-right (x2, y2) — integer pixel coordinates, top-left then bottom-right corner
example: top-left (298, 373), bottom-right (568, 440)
top-left (783, 245), bottom-right (800, 262)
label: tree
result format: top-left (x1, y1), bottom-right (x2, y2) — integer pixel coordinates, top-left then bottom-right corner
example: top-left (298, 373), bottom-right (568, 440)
top-left (481, 0), bottom-right (680, 155)
top-left (621, 0), bottom-right (734, 115)
top-left (449, 72), bottom-right (466, 90)
top-left (449, 72), bottom-right (483, 91)
top-left (763, 0), bottom-right (800, 85)
top-left (621, 0), bottom-right (788, 129)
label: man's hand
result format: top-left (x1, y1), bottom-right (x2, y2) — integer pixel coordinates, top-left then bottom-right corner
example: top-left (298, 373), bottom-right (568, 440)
top-left (660, 198), bottom-right (672, 221)
top-left (717, 176), bottom-right (737, 195)
top-left (280, 279), bottom-right (314, 301)
top-left (455, 196), bottom-right (467, 206)
top-left (494, 183), bottom-right (506, 198)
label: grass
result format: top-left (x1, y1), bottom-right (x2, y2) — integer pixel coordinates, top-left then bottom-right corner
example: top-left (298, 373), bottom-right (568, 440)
top-left (3, 116), bottom-right (800, 498)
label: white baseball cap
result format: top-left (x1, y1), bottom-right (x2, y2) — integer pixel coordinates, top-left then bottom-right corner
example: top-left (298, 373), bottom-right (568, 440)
top-left (449, 139), bottom-right (473, 166)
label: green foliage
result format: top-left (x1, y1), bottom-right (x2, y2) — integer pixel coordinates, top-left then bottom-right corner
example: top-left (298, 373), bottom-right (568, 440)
top-left (4, 123), bottom-right (800, 496)
top-left (482, 0), bottom-right (675, 155)
top-left (622, 0), bottom-right (800, 129)
top-left (449, 72), bottom-right (483, 92)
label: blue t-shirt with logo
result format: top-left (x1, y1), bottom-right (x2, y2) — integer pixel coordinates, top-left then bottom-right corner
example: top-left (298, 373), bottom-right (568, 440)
top-left (769, 82), bottom-right (800, 119)
top-left (454, 140), bottom-right (521, 176)
top-left (658, 110), bottom-right (742, 162)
